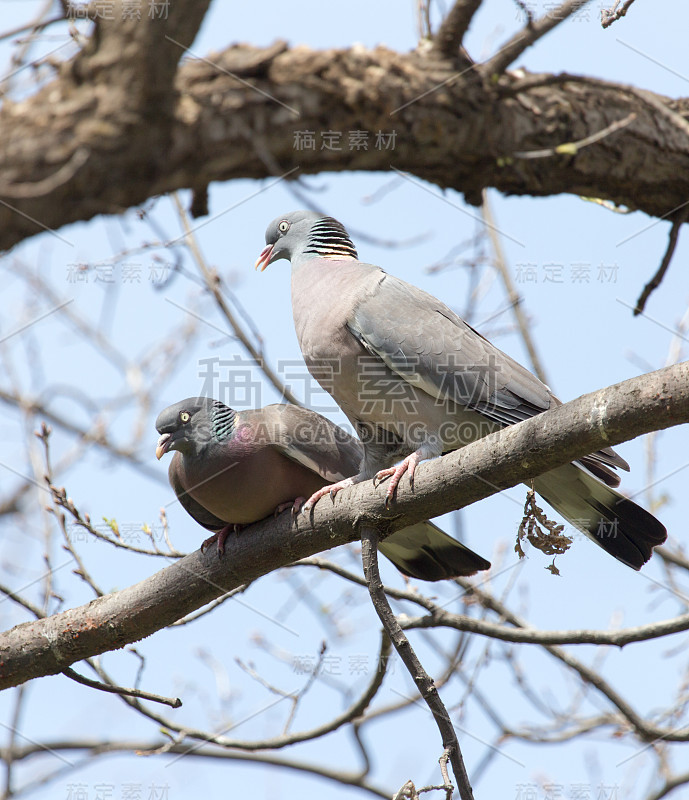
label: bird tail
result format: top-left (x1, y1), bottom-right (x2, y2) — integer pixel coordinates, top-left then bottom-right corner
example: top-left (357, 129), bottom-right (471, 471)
top-left (533, 464), bottom-right (666, 570)
top-left (378, 522), bottom-right (491, 581)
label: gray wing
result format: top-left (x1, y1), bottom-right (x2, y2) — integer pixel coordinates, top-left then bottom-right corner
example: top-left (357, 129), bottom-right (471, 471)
top-left (169, 454), bottom-right (226, 532)
top-left (261, 404), bottom-right (363, 481)
top-left (347, 272), bottom-right (628, 481)
top-left (347, 272), bottom-right (552, 425)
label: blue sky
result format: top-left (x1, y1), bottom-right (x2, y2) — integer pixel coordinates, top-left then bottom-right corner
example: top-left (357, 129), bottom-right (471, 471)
top-left (1, 2), bottom-right (689, 799)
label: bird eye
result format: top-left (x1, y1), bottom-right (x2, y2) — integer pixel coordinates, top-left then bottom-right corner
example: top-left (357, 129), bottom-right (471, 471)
top-left (278, 220), bottom-right (290, 233)
top-left (179, 411), bottom-right (190, 423)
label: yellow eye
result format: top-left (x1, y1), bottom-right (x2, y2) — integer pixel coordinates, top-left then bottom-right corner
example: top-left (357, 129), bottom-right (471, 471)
top-left (278, 220), bottom-right (290, 233)
top-left (180, 411), bottom-right (190, 423)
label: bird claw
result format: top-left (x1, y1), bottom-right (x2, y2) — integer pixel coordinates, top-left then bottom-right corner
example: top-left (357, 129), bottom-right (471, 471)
top-left (201, 524), bottom-right (239, 557)
top-left (375, 454), bottom-right (421, 507)
top-left (274, 498), bottom-right (306, 517)
top-left (301, 478), bottom-right (356, 514)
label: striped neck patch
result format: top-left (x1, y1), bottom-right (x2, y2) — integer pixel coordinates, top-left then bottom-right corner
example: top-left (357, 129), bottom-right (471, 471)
top-left (211, 400), bottom-right (236, 442)
top-left (302, 216), bottom-right (358, 260)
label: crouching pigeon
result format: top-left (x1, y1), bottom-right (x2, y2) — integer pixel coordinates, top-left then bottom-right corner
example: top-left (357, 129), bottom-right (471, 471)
top-left (155, 398), bottom-right (491, 580)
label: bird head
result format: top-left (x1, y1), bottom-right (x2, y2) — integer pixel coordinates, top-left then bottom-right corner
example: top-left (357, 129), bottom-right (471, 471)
top-left (255, 210), bottom-right (357, 271)
top-left (155, 397), bottom-right (234, 460)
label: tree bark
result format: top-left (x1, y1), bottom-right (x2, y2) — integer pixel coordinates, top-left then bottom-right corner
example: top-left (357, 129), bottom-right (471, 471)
top-left (1, 361), bottom-right (687, 690)
top-left (1, 6), bottom-right (689, 251)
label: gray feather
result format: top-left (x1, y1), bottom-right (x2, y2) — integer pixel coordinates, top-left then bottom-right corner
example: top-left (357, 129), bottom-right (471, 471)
top-left (259, 209), bottom-right (667, 570)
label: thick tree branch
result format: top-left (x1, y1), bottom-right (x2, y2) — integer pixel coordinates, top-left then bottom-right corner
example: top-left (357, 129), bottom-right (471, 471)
top-left (2, 29), bottom-right (689, 250)
top-left (0, 0), bottom-right (211, 251)
top-left (1, 361), bottom-right (688, 689)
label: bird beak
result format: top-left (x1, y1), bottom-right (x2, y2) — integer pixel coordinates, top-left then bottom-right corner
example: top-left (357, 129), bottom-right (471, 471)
top-left (255, 244), bottom-right (274, 272)
top-left (156, 432), bottom-right (172, 460)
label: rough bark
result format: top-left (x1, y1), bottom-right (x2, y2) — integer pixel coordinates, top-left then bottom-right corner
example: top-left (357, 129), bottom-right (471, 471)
top-left (1, 361), bottom-right (687, 690)
top-left (1, 4), bottom-right (689, 252)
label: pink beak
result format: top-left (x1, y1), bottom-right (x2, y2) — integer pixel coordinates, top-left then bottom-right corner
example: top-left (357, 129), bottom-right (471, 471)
top-left (155, 432), bottom-right (172, 460)
top-left (255, 244), bottom-right (274, 272)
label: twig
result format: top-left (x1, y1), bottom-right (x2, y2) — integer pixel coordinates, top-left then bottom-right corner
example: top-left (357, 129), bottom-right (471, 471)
top-left (3, 684), bottom-right (27, 798)
top-left (62, 666), bottom-right (182, 708)
top-left (634, 210), bottom-right (688, 315)
top-left (0, 738), bottom-right (391, 799)
top-left (481, 0), bottom-right (593, 77)
top-left (400, 607), bottom-right (689, 646)
top-left (454, 576), bottom-right (689, 743)
top-left (3, 362), bottom-right (689, 690)
top-left (432, 0), bottom-right (482, 61)
top-left (512, 0), bottom-right (534, 26)
top-left (47, 481), bottom-right (184, 558)
top-left (601, 0), bottom-right (637, 28)
top-left (360, 526), bottom-right (470, 800)
top-left (438, 747), bottom-right (454, 799)
top-left (656, 546), bottom-right (689, 573)
top-left (171, 193), bottom-right (301, 406)
top-left (512, 112), bottom-right (636, 159)
top-left (170, 585), bottom-right (249, 625)
top-left (0, 388), bottom-right (164, 484)
top-left (481, 192), bottom-right (549, 385)
top-left (0, 148), bottom-right (89, 199)
top-left (0, 13), bottom-right (65, 43)
top-left (646, 769), bottom-right (689, 800)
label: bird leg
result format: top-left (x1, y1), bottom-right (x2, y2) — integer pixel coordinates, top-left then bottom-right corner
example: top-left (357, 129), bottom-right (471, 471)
top-left (274, 497), bottom-right (306, 517)
top-left (302, 475), bottom-right (365, 513)
top-left (374, 449), bottom-right (427, 508)
top-left (201, 524), bottom-right (241, 557)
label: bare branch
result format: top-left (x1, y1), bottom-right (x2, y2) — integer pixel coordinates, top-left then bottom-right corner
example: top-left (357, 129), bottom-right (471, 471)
top-left (481, 192), bottom-right (549, 385)
top-left (171, 193), bottom-right (301, 405)
top-left (1, 361), bottom-right (688, 689)
top-left (361, 526), bottom-right (468, 799)
top-left (432, 0), bottom-right (482, 61)
top-left (3, 34), bottom-right (689, 249)
top-left (635, 210), bottom-right (688, 315)
top-left (62, 666), bottom-right (182, 708)
top-left (455, 576), bottom-right (689, 743)
top-left (401, 607), bottom-right (689, 646)
top-left (481, 0), bottom-right (593, 77)
top-left (0, 739), bottom-right (390, 799)
top-left (601, 0), bottom-right (638, 28)
top-left (512, 111), bottom-right (636, 159)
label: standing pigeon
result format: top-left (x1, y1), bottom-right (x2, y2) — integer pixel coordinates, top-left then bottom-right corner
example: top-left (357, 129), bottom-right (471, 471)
top-left (155, 398), bottom-right (491, 580)
top-left (255, 210), bottom-right (667, 570)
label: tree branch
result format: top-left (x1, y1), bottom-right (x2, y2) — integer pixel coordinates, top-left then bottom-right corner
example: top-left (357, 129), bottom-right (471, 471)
top-left (1, 361), bottom-right (688, 690)
top-left (432, 0), bottom-right (482, 61)
top-left (634, 210), bottom-right (688, 315)
top-left (601, 0), bottom-right (638, 28)
top-left (400, 608), bottom-right (689, 646)
top-left (0, 740), bottom-right (390, 799)
top-left (361, 526), bottom-right (470, 799)
top-left (3, 30), bottom-right (689, 250)
top-left (481, 0), bottom-right (592, 76)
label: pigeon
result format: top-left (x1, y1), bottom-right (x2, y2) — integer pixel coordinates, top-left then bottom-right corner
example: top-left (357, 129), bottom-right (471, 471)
top-left (155, 398), bottom-right (491, 580)
top-left (255, 210), bottom-right (667, 570)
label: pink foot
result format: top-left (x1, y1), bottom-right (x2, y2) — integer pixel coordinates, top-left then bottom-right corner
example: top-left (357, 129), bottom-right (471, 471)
top-left (201, 524), bottom-right (240, 557)
top-left (274, 497), bottom-right (306, 517)
top-left (302, 477), bottom-right (356, 513)
top-left (375, 452), bottom-right (424, 507)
